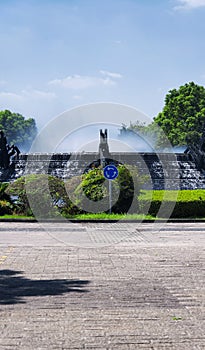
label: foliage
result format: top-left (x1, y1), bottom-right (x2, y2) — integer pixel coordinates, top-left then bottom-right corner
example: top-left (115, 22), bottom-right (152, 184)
top-left (69, 213), bottom-right (155, 220)
top-left (4, 177), bottom-right (205, 218)
top-left (121, 121), bottom-right (148, 134)
top-left (0, 214), bottom-right (35, 220)
top-left (0, 182), bottom-right (11, 201)
top-left (0, 109), bottom-right (37, 151)
top-left (121, 82), bottom-right (205, 149)
top-left (6, 174), bottom-right (70, 217)
top-left (72, 167), bottom-right (109, 213)
top-left (153, 82), bottom-right (205, 148)
top-left (0, 182), bottom-right (14, 215)
top-left (77, 167), bottom-right (106, 202)
top-left (139, 189), bottom-right (205, 218)
top-left (120, 119), bottom-right (168, 151)
top-left (0, 200), bottom-right (13, 215)
top-left (139, 189), bottom-right (205, 201)
top-left (73, 164), bottom-right (147, 214)
top-left (112, 164), bottom-right (138, 213)
top-left (63, 176), bottom-right (84, 216)
top-left (4, 166), bottom-right (145, 217)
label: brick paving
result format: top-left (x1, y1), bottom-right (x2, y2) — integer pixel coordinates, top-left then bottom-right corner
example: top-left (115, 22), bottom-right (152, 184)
top-left (0, 222), bottom-right (204, 349)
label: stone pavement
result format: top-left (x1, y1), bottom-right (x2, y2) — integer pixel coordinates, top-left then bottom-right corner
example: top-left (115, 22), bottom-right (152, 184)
top-left (0, 221), bottom-right (204, 349)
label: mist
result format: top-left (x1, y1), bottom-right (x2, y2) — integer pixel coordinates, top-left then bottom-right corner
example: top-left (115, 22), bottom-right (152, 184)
top-left (54, 124), bottom-right (155, 154)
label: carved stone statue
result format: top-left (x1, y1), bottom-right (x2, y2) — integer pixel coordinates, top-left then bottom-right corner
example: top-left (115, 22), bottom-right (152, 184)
top-left (0, 130), bottom-right (9, 168)
top-left (0, 130), bottom-right (20, 169)
top-left (98, 129), bottom-right (110, 159)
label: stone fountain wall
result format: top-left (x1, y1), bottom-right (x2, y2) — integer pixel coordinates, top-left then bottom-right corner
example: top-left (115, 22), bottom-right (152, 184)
top-left (1, 151), bottom-right (205, 190)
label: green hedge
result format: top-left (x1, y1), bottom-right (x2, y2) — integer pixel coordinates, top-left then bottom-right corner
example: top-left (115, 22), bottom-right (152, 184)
top-left (139, 190), bottom-right (205, 218)
top-left (5, 175), bottom-right (205, 218)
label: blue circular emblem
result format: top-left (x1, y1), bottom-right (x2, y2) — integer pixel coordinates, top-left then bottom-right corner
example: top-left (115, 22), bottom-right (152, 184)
top-left (103, 165), bottom-right (118, 180)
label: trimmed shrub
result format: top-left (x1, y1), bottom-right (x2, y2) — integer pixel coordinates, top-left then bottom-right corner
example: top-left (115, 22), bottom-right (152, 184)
top-left (139, 190), bottom-right (205, 218)
top-left (72, 164), bottom-right (147, 214)
top-left (6, 174), bottom-right (69, 217)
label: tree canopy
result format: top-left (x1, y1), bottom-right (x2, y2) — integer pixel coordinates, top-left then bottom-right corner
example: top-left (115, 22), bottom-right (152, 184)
top-left (0, 110), bottom-right (37, 151)
top-left (121, 82), bottom-right (205, 149)
top-left (153, 82), bottom-right (205, 148)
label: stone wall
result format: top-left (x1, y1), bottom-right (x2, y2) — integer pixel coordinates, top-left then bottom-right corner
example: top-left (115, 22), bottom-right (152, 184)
top-left (1, 152), bottom-right (205, 190)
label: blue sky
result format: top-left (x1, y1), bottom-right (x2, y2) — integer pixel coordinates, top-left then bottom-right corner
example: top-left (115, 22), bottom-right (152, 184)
top-left (0, 0), bottom-right (205, 128)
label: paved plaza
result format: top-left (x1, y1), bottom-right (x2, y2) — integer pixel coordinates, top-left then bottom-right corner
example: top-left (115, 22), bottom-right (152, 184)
top-left (0, 221), bottom-right (204, 349)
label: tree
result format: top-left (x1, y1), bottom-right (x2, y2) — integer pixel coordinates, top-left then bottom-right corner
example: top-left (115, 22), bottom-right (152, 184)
top-left (121, 82), bottom-right (205, 149)
top-left (0, 110), bottom-right (37, 151)
top-left (153, 82), bottom-right (205, 148)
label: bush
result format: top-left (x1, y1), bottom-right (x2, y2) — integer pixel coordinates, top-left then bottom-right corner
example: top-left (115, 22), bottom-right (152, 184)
top-left (71, 167), bottom-right (109, 213)
top-left (111, 164), bottom-right (136, 213)
top-left (0, 182), bottom-right (14, 215)
top-left (6, 174), bottom-right (69, 218)
top-left (6, 165), bottom-right (148, 217)
top-left (0, 199), bottom-right (13, 215)
top-left (72, 164), bottom-right (147, 214)
top-left (7, 175), bottom-right (205, 219)
top-left (139, 190), bottom-right (205, 218)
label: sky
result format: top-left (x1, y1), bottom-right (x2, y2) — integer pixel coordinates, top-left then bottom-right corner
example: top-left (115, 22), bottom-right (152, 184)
top-left (0, 0), bottom-right (205, 130)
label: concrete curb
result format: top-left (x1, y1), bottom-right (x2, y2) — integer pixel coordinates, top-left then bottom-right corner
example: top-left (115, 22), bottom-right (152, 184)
top-left (0, 218), bottom-right (205, 223)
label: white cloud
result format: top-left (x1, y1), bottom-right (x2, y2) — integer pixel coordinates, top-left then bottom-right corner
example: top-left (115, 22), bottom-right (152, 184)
top-left (48, 73), bottom-right (120, 90)
top-left (0, 91), bottom-right (23, 101)
top-left (0, 89), bottom-right (56, 101)
top-left (174, 0), bottom-right (205, 10)
top-left (100, 70), bottom-right (123, 79)
top-left (21, 89), bottom-right (56, 99)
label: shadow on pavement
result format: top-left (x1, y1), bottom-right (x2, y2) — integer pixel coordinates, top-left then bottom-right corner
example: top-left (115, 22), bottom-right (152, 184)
top-left (0, 269), bottom-right (90, 304)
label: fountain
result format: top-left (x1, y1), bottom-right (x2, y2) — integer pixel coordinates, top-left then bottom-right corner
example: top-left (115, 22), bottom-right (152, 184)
top-left (1, 128), bottom-right (205, 190)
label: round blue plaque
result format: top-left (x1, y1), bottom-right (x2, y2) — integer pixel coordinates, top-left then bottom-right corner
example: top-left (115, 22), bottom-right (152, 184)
top-left (103, 165), bottom-right (118, 180)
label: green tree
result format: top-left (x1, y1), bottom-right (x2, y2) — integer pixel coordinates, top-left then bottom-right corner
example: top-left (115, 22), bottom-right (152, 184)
top-left (153, 82), bottom-right (205, 148)
top-left (0, 110), bottom-right (37, 150)
top-left (122, 82), bottom-right (205, 149)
